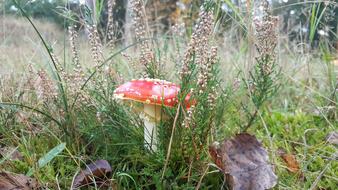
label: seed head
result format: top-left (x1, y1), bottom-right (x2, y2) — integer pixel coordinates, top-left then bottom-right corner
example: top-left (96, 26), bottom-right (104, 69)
top-left (253, 0), bottom-right (278, 74)
top-left (130, 0), bottom-right (154, 72)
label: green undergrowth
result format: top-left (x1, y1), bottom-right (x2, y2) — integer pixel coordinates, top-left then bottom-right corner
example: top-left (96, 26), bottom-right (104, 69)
top-left (256, 112), bottom-right (337, 189)
top-left (1, 109), bottom-right (336, 189)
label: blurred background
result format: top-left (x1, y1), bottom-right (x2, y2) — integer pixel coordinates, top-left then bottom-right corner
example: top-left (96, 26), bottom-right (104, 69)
top-left (1, 0), bottom-right (337, 46)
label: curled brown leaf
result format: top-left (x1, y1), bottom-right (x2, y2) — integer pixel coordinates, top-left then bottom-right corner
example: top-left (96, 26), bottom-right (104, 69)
top-left (72, 159), bottom-right (113, 189)
top-left (0, 171), bottom-right (39, 190)
top-left (280, 153), bottom-right (300, 173)
top-left (209, 133), bottom-right (277, 190)
top-left (0, 146), bottom-right (23, 161)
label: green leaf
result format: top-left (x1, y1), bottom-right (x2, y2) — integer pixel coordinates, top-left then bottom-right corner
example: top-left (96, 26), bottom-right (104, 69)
top-left (26, 143), bottom-right (66, 176)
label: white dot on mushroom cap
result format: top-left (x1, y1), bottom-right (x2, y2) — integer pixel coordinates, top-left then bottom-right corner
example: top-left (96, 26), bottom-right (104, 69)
top-left (139, 78), bottom-right (173, 85)
top-left (145, 99), bottom-right (151, 104)
top-left (167, 99), bottom-right (172, 103)
top-left (114, 93), bottom-right (124, 98)
top-left (151, 95), bottom-right (158, 100)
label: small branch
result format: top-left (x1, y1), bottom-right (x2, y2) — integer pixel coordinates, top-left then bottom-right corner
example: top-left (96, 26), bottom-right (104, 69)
top-left (258, 109), bottom-right (276, 165)
top-left (195, 164), bottom-right (210, 190)
top-left (187, 158), bottom-right (193, 183)
top-left (242, 109), bottom-right (258, 132)
top-left (161, 103), bottom-right (180, 180)
top-left (309, 155), bottom-right (334, 190)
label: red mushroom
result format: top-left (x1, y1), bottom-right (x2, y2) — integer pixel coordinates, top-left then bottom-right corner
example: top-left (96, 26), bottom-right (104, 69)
top-left (113, 78), bottom-right (192, 151)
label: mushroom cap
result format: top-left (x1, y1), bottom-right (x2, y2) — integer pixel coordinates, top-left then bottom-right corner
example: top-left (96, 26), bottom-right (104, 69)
top-left (114, 78), bottom-right (193, 108)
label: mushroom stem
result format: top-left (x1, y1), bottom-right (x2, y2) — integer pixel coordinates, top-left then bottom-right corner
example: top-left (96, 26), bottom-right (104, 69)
top-left (143, 104), bottom-right (162, 151)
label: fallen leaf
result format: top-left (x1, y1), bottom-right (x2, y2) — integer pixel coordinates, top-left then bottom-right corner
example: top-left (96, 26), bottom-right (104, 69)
top-left (0, 146), bottom-right (23, 161)
top-left (326, 131), bottom-right (338, 145)
top-left (280, 153), bottom-right (300, 173)
top-left (72, 159), bottom-right (113, 189)
top-left (209, 133), bottom-right (277, 190)
top-left (0, 171), bottom-right (39, 190)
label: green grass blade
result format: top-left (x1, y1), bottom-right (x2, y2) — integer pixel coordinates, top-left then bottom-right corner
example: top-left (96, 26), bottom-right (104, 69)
top-left (309, 3), bottom-right (327, 43)
top-left (222, 0), bottom-right (246, 31)
top-left (0, 102), bottom-right (61, 126)
top-left (116, 172), bottom-right (139, 190)
top-left (26, 143), bottom-right (66, 176)
top-left (12, 0), bottom-right (69, 115)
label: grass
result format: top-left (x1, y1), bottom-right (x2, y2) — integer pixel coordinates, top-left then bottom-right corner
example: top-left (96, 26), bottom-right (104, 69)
top-left (0, 1), bottom-right (337, 189)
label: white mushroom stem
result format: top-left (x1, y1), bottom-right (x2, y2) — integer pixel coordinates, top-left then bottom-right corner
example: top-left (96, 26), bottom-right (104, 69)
top-left (142, 104), bottom-right (162, 151)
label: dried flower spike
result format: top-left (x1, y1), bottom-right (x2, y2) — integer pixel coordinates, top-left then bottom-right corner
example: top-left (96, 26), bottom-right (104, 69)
top-left (68, 25), bottom-right (80, 69)
top-left (130, 0), bottom-right (154, 73)
top-left (253, 0), bottom-right (278, 74)
top-left (107, 0), bottom-right (116, 50)
top-left (180, 9), bottom-right (214, 79)
top-left (87, 24), bottom-right (104, 67)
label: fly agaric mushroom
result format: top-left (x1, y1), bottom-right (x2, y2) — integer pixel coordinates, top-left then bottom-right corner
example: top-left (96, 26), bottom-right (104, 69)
top-left (113, 78), bottom-right (192, 151)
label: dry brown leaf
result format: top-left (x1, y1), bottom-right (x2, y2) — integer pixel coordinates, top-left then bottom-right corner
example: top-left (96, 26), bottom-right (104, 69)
top-left (326, 131), bottom-right (338, 145)
top-left (209, 133), bottom-right (277, 190)
top-left (0, 171), bottom-right (39, 190)
top-left (72, 159), bottom-right (112, 189)
top-left (280, 153), bottom-right (300, 173)
top-left (0, 146), bottom-right (23, 161)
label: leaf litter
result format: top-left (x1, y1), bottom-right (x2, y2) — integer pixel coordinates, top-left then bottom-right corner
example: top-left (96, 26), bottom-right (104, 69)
top-left (72, 159), bottom-right (113, 189)
top-left (209, 133), bottom-right (277, 190)
top-left (0, 146), bottom-right (23, 161)
top-left (0, 171), bottom-right (39, 190)
top-left (277, 148), bottom-right (301, 174)
top-left (326, 131), bottom-right (338, 145)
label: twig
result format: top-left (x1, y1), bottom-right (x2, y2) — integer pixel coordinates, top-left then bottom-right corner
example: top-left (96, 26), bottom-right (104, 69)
top-left (161, 103), bottom-right (181, 180)
top-left (70, 170), bottom-right (79, 190)
top-left (187, 158), bottom-right (193, 182)
top-left (55, 174), bottom-right (61, 190)
top-left (195, 164), bottom-right (210, 190)
top-left (242, 109), bottom-right (258, 132)
top-left (309, 156), bottom-right (334, 190)
top-left (258, 110), bottom-right (276, 165)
